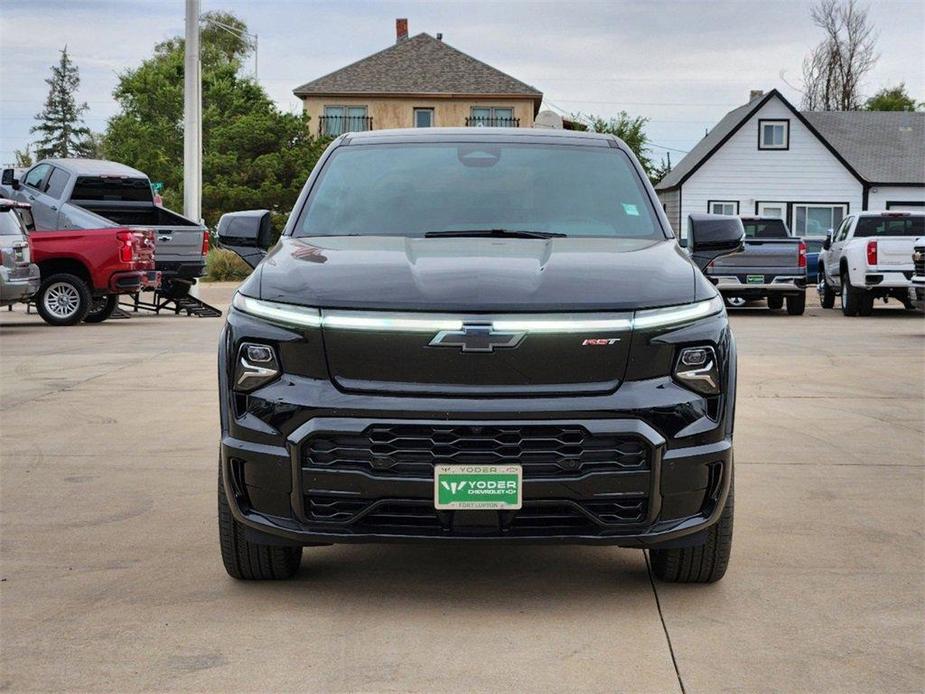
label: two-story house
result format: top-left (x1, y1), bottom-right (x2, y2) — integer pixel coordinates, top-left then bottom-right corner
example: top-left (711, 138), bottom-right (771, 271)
top-left (293, 20), bottom-right (543, 136)
top-left (656, 89), bottom-right (925, 238)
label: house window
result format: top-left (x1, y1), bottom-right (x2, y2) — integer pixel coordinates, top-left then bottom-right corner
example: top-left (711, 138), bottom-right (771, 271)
top-left (467, 107), bottom-right (518, 127)
top-left (793, 203), bottom-right (847, 236)
top-left (758, 119), bottom-right (789, 149)
top-left (321, 106), bottom-right (370, 136)
top-left (709, 201), bottom-right (739, 216)
top-left (756, 202), bottom-right (786, 219)
top-left (414, 108), bottom-right (434, 128)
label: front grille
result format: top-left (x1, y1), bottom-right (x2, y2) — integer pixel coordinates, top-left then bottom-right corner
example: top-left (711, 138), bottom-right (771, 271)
top-left (914, 250), bottom-right (924, 277)
top-left (304, 424), bottom-right (648, 478)
top-left (305, 495), bottom-right (647, 535)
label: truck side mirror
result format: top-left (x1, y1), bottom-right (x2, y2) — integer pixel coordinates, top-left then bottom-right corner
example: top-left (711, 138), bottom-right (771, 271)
top-left (686, 214), bottom-right (745, 272)
top-left (822, 232), bottom-right (832, 250)
top-left (2, 168), bottom-right (19, 189)
top-left (216, 209), bottom-right (274, 269)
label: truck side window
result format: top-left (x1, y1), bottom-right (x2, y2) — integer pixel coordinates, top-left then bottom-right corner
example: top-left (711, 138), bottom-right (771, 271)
top-left (837, 217), bottom-right (853, 241)
top-left (23, 164), bottom-right (51, 191)
top-left (43, 167), bottom-right (70, 199)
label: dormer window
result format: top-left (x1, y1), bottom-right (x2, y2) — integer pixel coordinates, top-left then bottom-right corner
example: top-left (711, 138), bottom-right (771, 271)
top-left (758, 119), bottom-right (789, 150)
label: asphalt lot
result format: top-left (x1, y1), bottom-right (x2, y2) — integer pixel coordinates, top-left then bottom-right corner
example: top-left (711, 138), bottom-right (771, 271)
top-left (1, 283), bottom-right (923, 693)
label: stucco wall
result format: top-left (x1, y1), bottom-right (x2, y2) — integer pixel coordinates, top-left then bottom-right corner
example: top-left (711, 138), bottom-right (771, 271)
top-left (301, 95), bottom-right (536, 134)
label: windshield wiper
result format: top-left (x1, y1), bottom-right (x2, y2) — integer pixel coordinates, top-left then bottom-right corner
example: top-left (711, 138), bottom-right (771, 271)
top-left (423, 228), bottom-right (567, 239)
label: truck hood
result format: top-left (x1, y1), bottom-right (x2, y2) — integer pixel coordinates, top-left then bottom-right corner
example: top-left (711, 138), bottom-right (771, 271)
top-left (256, 235), bottom-right (699, 312)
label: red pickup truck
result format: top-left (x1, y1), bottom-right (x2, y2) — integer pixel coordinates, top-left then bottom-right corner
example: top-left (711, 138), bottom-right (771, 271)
top-left (17, 207), bottom-right (157, 325)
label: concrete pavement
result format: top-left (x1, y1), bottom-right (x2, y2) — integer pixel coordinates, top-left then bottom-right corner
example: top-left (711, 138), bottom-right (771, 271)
top-left (1, 285), bottom-right (922, 692)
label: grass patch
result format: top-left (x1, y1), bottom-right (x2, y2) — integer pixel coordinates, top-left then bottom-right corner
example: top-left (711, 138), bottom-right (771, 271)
top-left (203, 248), bottom-right (252, 282)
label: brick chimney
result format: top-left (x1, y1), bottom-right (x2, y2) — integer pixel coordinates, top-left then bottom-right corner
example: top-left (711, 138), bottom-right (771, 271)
top-left (396, 18), bottom-right (408, 43)
top-left (750, 90), bottom-right (765, 102)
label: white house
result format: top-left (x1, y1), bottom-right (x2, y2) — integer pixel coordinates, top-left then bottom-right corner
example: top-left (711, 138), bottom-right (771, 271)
top-left (656, 89), bottom-right (925, 238)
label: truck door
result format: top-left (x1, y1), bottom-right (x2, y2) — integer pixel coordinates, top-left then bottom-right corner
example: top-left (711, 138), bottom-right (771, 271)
top-left (828, 217), bottom-right (853, 285)
top-left (17, 164), bottom-right (61, 230)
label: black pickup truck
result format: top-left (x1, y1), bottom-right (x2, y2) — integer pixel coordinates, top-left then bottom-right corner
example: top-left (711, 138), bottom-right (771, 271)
top-left (214, 128), bottom-right (742, 584)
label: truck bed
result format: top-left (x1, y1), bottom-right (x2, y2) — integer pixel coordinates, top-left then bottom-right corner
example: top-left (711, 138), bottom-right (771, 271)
top-left (72, 200), bottom-right (199, 229)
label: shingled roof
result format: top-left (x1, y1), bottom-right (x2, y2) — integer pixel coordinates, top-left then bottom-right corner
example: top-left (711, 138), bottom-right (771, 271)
top-left (293, 33), bottom-right (542, 107)
top-left (656, 89), bottom-right (925, 190)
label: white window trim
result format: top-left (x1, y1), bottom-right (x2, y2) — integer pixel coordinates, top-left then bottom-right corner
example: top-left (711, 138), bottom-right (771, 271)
top-left (709, 201), bottom-right (739, 216)
top-left (413, 108), bottom-right (434, 128)
top-left (759, 119), bottom-right (789, 150)
top-left (792, 203), bottom-right (848, 236)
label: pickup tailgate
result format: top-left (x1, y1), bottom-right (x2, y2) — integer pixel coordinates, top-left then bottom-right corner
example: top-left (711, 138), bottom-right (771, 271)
top-left (710, 238), bottom-right (802, 271)
top-left (149, 225), bottom-right (205, 265)
top-left (873, 237), bottom-right (915, 268)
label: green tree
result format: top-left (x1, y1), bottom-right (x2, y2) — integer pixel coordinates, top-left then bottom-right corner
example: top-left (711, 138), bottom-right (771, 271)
top-left (570, 112), bottom-right (659, 182)
top-left (13, 146), bottom-right (33, 167)
top-left (104, 12), bottom-right (327, 228)
top-left (864, 83), bottom-right (921, 111)
top-left (31, 47), bottom-right (93, 158)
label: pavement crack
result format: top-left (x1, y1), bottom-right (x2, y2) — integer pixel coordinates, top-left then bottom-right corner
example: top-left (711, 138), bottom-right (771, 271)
top-left (645, 551), bottom-right (686, 694)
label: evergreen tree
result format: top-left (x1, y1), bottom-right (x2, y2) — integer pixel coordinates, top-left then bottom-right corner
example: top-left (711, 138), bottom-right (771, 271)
top-left (31, 47), bottom-right (93, 159)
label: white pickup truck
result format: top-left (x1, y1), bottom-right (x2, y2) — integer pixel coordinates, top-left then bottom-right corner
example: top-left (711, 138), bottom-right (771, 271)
top-left (817, 211), bottom-right (924, 316)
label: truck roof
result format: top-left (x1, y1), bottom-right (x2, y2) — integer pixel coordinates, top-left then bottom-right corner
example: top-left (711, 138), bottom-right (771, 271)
top-left (856, 210), bottom-right (924, 218)
top-left (341, 127), bottom-right (620, 148)
top-left (39, 158), bottom-right (148, 179)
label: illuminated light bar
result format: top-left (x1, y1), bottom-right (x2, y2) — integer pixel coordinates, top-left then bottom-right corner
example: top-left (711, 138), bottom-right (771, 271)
top-left (491, 317), bottom-right (632, 332)
top-left (233, 294), bottom-right (322, 327)
top-left (322, 313), bottom-right (463, 332)
top-left (632, 296), bottom-right (724, 329)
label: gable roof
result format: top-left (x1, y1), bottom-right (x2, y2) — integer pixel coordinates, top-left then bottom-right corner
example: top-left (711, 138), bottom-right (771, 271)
top-left (293, 33), bottom-right (543, 107)
top-left (802, 111), bottom-right (925, 185)
top-left (656, 89), bottom-right (925, 190)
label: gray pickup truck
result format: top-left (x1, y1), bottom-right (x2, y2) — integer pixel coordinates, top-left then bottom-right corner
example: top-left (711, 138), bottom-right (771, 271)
top-left (695, 215), bottom-right (807, 315)
top-left (0, 199), bottom-right (41, 307)
top-left (0, 159), bottom-right (207, 295)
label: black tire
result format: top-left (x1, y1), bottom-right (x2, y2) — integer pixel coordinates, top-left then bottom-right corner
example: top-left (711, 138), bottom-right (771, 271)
top-left (786, 292), bottom-right (806, 315)
top-left (35, 273), bottom-right (91, 326)
top-left (83, 295), bottom-right (118, 323)
top-left (841, 271), bottom-right (859, 316)
top-left (650, 479), bottom-right (734, 584)
top-left (767, 295), bottom-right (784, 310)
top-left (819, 267), bottom-right (835, 308)
top-left (218, 464), bottom-right (302, 580)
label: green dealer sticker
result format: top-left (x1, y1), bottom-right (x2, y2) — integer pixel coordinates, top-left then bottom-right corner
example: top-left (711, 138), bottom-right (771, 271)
top-left (434, 465), bottom-right (522, 510)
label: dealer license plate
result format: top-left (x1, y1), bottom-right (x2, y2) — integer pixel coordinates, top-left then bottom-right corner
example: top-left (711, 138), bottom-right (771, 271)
top-left (746, 274), bottom-right (765, 284)
top-left (434, 464), bottom-right (522, 510)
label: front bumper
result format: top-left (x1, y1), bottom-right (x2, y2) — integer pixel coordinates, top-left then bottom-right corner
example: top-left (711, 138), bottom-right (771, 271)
top-left (0, 263), bottom-right (41, 305)
top-left (909, 282), bottom-right (925, 311)
top-left (218, 307), bottom-right (737, 547)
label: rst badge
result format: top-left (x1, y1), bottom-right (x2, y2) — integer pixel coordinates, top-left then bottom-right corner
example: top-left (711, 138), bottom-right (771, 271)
top-left (582, 338), bottom-right (620, 346)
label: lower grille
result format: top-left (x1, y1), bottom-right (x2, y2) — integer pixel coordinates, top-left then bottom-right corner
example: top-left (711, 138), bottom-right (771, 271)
top-left (305, 495), bottom-right (647, 535)
top-left (304, 424), bottom-right (649, 478)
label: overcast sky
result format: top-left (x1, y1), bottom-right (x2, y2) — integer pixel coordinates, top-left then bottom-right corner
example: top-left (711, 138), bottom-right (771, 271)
top-left (1, 0), bottom-right (923, 165)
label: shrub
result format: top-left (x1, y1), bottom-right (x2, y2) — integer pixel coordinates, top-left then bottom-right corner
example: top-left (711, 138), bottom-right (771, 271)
top-left (204, 248), bottom-right (252, 282)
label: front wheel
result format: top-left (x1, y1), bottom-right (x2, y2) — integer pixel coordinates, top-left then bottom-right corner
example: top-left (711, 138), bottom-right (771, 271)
top-left (650, 479), bottom-right (734, 584)
top-left (83, 295), bottom-right (118, 323)
top-left (786, 293), bottom-right (806, 315)
top-left (35, 273), bottom-right (91, 326)
top-left (218, 464), bottom-right (302, 580)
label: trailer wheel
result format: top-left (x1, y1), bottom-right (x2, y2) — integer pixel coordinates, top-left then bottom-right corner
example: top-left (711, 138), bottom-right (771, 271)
top-left (35, 273), bottom-right (91, 326)
top-left (83, 295), bottom-right (118, 323)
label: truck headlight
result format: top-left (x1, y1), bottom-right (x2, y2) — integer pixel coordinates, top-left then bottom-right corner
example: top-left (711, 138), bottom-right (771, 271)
top-left (234, 342), bottom-right (280, 392)
top-left (674, 346), bottom-right (720, 396)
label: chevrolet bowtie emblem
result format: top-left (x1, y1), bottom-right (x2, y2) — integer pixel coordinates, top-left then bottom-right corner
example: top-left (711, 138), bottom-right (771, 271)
top-left (429, 325), bottom-right (525, 353)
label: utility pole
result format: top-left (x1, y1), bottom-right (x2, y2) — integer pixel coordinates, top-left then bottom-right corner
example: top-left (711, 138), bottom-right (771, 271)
top-left (183, 0), bottom-right (201, 222)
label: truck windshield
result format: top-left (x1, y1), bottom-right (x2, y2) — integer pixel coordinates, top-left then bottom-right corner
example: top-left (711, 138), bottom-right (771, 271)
top-left (71, 176), bottom-right (152, 202)
top-left (0, 211), bottom-right (25, 236)
top-left (741, 219), bottom-right (789, 239)
top-left (853, 216), bottom-right (924, 238)
top-left (295, 143), bottom-right (663, 239)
